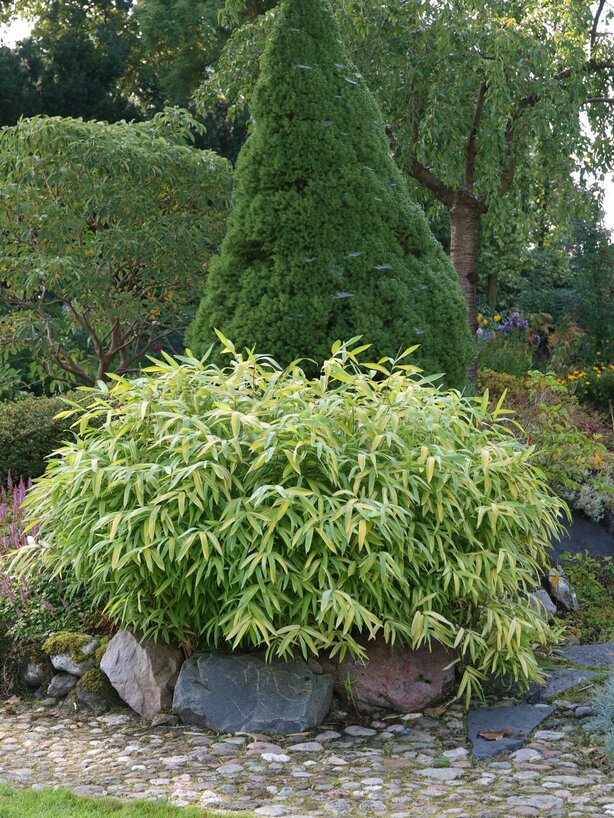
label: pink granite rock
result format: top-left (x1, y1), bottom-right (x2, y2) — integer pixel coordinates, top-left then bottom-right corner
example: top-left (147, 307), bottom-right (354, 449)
top-left (321, 636), bottom-right (455, 713)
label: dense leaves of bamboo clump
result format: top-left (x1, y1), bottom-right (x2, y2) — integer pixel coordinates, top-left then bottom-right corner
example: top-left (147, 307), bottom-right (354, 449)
top-left (21, 340), bottom-right (564, 701)
top-left (188, 0), bottom-right (473, 386)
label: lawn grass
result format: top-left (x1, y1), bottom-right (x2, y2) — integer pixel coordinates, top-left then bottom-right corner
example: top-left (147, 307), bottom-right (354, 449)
top-left (0, 784), bottom-right (239, 818)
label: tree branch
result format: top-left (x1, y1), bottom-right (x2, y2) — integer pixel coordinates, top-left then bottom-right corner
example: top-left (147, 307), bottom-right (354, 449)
top-left (409, 157), bottom-right (455, 207)
top-left (583, 97), bottom-right (614, 104)
top-left (464, 81), bottom-right (488, 191)
top-left (591, 0), bottom-right (607, 51)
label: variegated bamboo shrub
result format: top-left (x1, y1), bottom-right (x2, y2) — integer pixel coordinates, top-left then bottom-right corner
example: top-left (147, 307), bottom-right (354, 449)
top-left (21, 338), bottom-right (566, 701)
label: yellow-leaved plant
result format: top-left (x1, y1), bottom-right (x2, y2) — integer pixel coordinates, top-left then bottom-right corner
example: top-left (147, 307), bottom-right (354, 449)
top-left (18, 337), bottom-right (566, 703)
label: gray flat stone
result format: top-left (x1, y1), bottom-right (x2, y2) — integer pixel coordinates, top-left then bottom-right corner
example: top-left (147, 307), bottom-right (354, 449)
top-left (415, 767), bottom-right (464, 780)
top-left (507, 794), bottom-right (564, 811)
top-left (527, 668), bottom-right (597, 702)
top-left (564, 642), bottom-right (614, 667)
top-left (467, 704), bottom-right (554, 760)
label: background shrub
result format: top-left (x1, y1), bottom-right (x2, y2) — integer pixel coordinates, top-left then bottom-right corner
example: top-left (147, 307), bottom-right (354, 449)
top-left (188, 0), bottom-right (473, 386)
top-left (559, 552), bottom-right (614, 644)
top-left (21, 340), bottom-right (564, 701)
top-left (0, 396), bottom-right (75, 482)
top-left (479, 369), bottom-right (614, 523)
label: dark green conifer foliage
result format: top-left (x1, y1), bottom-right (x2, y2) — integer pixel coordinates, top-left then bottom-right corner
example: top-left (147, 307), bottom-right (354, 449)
top-left (188, 0), bottom-right (473, 384)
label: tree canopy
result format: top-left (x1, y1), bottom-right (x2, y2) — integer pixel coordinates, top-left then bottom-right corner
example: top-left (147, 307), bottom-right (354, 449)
top-left (204, 0), bottom-right (614, 332)
top-left (0, 110), bottom-right (232, 385)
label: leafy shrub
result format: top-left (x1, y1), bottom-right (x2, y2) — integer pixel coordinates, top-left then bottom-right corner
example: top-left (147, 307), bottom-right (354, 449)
top-left (563, 361), bottom-right (614, 411)
top-left (590, 670), bottom-right (614, 759)
top-left (478, 334), bottom-right (534, 377)
top-left (0, 477), bottom-right (93, 646)
top-left (21, 340), bottom-right (565, 702)
top-left (479, 369), bottom-right (614, 522)
top-left (560, 552), bottom-right (614, 644)
top-left (0, 395), bottom-right (75, 482)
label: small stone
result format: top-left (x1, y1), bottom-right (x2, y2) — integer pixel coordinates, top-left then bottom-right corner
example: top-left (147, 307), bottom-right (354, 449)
top-left (344, 725), bottom-right (377, 737)
top-left (573, 706), bottom-right (593, 719)
top-left (315, 730), bottom-right (341, 741)
top-left (542, 775), bottom-right (593, 786)
top-left (442, 747), bottom-right (468, 760)
top-left (46, 672), bottom-right (78, 698)
top-left (288, 742), bottom-right (323, 752)
top-left (507, 795), bottom-right (564, 811)
top-left (533, 730), bottom-right (565, 740)
top-left (326, 756), bottom-right (348, 766)
top-left (416, 768), bottom-right (464, 781)
top-left (217, 764), bottom-right (244, 774)
top-left (261, 753), bottom-right (290, 763)
top-left (72, 785), bottom-right (105, 797)
top-left (511, 748), bottom-right (543, 763)
top-left (254, 807), bottom-right (291, 817)
top-left (247, 742), bottom-right (285, 754)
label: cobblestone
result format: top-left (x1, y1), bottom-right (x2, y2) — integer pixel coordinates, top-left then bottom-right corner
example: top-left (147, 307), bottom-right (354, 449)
top-left (0, 696), bottom-right (610, 816)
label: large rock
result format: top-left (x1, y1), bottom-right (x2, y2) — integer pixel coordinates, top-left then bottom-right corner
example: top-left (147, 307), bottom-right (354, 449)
top-left (43, 633), bottom-right (99, 677)
top-left (320, 636), bottom-right (455, 713)
top-left (173, 653), bottom-right (334, 734)
top-left (100, 630), bottom-right (183, 720)
top-left (75, 669), bottom-right (121, 714)
top-left (528, 589), bottom-right (557, 619)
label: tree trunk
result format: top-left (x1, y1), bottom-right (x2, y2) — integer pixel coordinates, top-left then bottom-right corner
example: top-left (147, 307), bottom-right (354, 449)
top-left (449, 200), bottom-right (482, 385)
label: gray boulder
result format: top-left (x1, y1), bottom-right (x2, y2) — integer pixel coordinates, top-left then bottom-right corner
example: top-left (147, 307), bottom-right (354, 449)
top-left (24, 660), bottom-right (51, 688)
top-left (48, 636), bottom-right (99, 677)
top-left (47, 672), bottom-right (78, 698)
top-left (528, 589), bottom-right (557, 619)
top-left (100, 630), bottom-right (183, 720)
top-left (173, 653), bottom-right (334, 734)
top-left (546, 565), bottom-right (578, 611)
top-left (75, 669), bottom-right (120, 714)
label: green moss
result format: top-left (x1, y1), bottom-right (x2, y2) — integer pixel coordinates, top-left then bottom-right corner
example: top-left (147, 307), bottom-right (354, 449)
top-left (94, 637), bottom-right (111, 666)
top-left (77, 668), bottom-right (110, 696)
top-left (42, 631), bottom-right (94, 661)
top-left (188, 0), bottom-right (473, 387)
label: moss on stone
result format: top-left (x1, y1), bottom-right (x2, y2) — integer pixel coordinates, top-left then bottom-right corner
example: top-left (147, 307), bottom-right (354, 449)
top-left (94, 637), bottom-right (111, 667)
top-left (77, 668), bottom-right (110, 696)
top-left (42, 632), bottom-right (93, 661)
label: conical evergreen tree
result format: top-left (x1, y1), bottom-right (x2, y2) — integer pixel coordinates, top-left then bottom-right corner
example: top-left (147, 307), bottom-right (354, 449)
top-left (188, 0), bottom-right (473, 384)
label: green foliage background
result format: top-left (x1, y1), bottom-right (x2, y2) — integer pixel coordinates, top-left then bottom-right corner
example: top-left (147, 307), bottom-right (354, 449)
top-left (0, 111), bottom-right (232, 385)
top-left (0, 395), bottom-right (75, 481)
top-left (188, 0), bottom-right (473, 385)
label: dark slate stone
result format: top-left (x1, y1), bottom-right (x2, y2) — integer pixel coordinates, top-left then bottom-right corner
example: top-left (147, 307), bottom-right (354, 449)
top-left (173, 653), bottom-right (334, 734)
top-left (563, 642), bottom-right (614, 667)
top-left (467, 704), bottom-right (554, 760)
top-left (551, 512), bottom-right (614, 561)
top-left (526, 668), bottom-right (597, 703)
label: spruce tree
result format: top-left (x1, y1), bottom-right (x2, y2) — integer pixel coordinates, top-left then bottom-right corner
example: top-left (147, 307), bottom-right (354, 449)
top-left (188, 0), bottom-right (473, 385)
